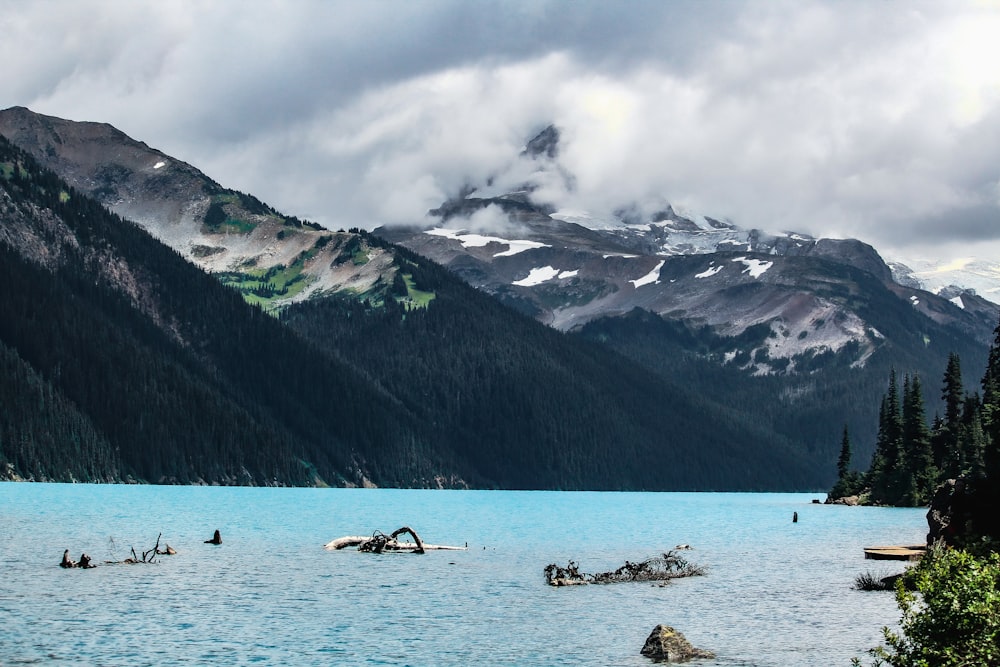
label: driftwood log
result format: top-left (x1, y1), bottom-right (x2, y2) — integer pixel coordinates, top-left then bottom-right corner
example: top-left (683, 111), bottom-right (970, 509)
top-left (324, 526), bottom-right (466, 553)
top-left (545, 551), bottom-right (706, 586)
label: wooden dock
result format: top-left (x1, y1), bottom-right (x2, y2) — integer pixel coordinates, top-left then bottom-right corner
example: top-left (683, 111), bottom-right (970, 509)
top-left (864, 545), bottom-right (926, 561)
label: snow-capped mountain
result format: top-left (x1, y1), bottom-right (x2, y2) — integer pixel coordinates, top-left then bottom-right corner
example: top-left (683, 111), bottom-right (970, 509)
top-left (378, 125), bottom-right (998, 375)
top-left (889, 257), bottom-right (1000, 305)
top-left (3, 107), bottom-right (995, 380)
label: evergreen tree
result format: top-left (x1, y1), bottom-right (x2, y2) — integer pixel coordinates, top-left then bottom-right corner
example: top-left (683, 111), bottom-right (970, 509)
top-left (837, 424), bottom-right (852, 480)
top-left (830, 424), bottom-right (863, 499)
top-left (902, 374), bottom-right (935, 505)
top-left (959, 394), bottom-right (986, 479)
top-left (981, 318), bottom-right (1000, 480)
top-left (869, 369), bottom-right (905, 505)
top-left (936, 352), bottom-right (965, 477)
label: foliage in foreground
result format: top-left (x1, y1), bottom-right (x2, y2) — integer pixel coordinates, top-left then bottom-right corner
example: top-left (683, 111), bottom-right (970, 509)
top-left (855, 545), bottom-right (1000, 666)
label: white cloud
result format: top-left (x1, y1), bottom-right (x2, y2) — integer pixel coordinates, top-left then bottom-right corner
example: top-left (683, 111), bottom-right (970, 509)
top-left (2, 0), bottom-right (999, 262)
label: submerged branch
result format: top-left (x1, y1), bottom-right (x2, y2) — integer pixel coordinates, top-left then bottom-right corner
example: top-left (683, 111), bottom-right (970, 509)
top-left (545, 550), bottom-right (706, 586)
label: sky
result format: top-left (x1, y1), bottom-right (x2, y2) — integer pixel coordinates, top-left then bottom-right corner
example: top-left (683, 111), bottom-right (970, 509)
top-left (3, 0), bottom-right (1000, 264)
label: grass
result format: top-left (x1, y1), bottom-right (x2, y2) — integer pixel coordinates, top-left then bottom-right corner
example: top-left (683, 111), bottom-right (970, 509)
top-left (213, 218), bottom-right (257, 235)
top-left (217, 258), bottom-right (313, 312)
top-left (854, 570), bottom-right (903, 591)
top-left (398, 273), bottom-right (436, 310)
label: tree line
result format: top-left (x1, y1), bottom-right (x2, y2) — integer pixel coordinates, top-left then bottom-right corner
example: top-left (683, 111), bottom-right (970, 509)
top-left (831, 321), bottom-right (1000, 506)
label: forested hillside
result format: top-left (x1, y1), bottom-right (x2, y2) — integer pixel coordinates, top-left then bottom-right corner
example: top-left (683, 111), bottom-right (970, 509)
top-left (576, 262), bottom-right (990, 470)
top-left (0, 134), bottom-right (456, 486)
top-left (282, 242), bottom-right (825, 490)
top-left (0, 134), bottom-right (828, 489)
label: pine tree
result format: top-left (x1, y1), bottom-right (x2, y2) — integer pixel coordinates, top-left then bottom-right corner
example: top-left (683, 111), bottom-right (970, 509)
top-left (869, 369), bottom-right (904, 504)
top-left (830, 424), bottom-right (863, 499)
top-left (981, 318), bottom-right (1000, 480)
top-left (937, 353), bottom-right (965, 477)
top-left (902, 374), bottom-right (935, 505)
top-left (959, 394), bottom-right (986, 479)
top-left (838, 424), bottom-right (852, 480)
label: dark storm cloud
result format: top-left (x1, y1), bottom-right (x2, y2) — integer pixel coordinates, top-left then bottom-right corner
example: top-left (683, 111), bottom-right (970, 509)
top-left (3, 0), bottom-right (1000, 261)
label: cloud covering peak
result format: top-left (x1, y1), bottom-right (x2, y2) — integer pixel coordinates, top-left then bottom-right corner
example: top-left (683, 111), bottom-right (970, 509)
top-left (4, 0), bottom-right (1000, 261)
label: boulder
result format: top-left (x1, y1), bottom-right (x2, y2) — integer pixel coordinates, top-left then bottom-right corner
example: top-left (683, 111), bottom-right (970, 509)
top-left (640, 625), bottom-right (715, 662)
top-left (824, 494), bottom-right (860, 505)
top-left (926, 478), bottom-right (959, 545)
top-left (926, 476), bottom-right (1000, 551)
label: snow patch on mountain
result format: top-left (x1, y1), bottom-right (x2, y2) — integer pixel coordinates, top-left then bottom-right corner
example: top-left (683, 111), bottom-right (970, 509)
top-left (426, 228), bottom-right (549, 257)
top-left (153, 161), bottom-right (166, 169)
top-left (951, 295), bottom-right (965, 309)
top-left (695, 264), bottom-right (724, 279)
top-left (888, 256), bottom-right (1000, 304)
top-left (733, 257), bottom-right (773, 278)
top-left (514, 266), bottom-right (584, 287)
top-left (630, 260), bottom-right (665, 288)
top-left (550, 209), bottom-right (622, 230)
top-left (513, 267), bottom-right (559, 286)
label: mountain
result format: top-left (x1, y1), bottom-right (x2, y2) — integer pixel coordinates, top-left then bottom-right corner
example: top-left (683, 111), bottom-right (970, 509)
top-left (3, 108), bottom-right (995, 489)
top-left (0, 116), bottom-right (829, 490)
top-left (0, 132), bottom-right (462, 486)
top-left (378, 125), bottom-right (997, 362)
top-left (888, 257), bottom-right (1000, 305)
top-left (375, 125), bottom-right (998, 468)
top-left (0, 106), bottom-right (393, 311)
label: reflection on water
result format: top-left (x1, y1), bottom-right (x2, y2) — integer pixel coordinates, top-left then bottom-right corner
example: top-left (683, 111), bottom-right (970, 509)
top-left (0, 485), bottom-right (925, 666)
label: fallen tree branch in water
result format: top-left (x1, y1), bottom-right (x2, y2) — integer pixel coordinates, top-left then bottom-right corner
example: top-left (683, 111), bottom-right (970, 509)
top-left (324, 526), bottom-right (466, 553)
top-left (106, 533), bottom-right (175, 565)
top-left (545, 550), bottom-right (706, 586)
top-left (61, 533), bottom-right (175, 569)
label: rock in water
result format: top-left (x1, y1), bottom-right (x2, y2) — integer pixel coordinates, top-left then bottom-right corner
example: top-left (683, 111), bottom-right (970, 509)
top-left (640, 625), bottom-right (715, 662)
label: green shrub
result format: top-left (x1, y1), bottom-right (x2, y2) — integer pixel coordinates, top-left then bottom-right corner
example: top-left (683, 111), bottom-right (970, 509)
top-left (856, 545), bottom-right (1000, 666)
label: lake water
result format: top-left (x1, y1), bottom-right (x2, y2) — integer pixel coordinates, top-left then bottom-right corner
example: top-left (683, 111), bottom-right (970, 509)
top-left (0, 485), bottom-right (927, 666)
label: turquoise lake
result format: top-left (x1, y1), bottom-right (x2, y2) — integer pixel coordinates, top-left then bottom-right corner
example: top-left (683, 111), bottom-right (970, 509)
top-left (0, 485), bottom-right (927, 665)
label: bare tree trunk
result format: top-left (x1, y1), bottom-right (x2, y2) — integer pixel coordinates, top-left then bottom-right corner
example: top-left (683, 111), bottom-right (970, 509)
top-left (388, 526), bottom-right (425, 554)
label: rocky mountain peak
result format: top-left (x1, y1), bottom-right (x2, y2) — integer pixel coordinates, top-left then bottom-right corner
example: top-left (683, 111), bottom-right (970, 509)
top-left (523, 124), bottom-right (560, 159)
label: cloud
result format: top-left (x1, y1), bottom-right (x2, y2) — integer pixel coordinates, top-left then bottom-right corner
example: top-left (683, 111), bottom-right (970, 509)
top-left (2, 0), bottom-right (1000, 261)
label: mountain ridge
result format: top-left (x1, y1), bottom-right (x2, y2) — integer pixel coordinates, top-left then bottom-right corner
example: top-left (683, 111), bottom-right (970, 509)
top-left (2, 107), bottom-right (995, 490)
top-left (0, 127), bottom-right (825, 490)
top-left (0, 106), bottom-right (396, 310)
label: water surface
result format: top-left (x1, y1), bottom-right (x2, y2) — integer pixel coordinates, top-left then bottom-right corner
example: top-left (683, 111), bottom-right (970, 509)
top-left (0, 485), bottom-right (926, 665)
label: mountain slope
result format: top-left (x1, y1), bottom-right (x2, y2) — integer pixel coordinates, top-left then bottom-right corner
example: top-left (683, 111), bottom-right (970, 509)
top-left (377, 125), bottom-right (996, 360)
top-left (0, 133), bottom-right (463, 486)
top-left (0, 106), bottom-right (395, 310)
top-left (5, 109), bottom-right (994, 489)
top-left (375, 125), bottom-right (996, 469)
top-left (1, 131), bottom-right (831, 489)
top-left (281, 241), bottom-right (826, 490)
